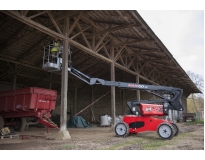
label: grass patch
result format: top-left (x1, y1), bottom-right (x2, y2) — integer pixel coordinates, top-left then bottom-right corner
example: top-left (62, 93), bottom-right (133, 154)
top-left (185, 120), bottom-right (204, 125)
top-left (177, 132), bottom-right (191, 138)
top-left (142, 139), bottom-right (170, 150)
top-left (60, 145), bottom-right (74, 150)
top-left (95, 139), bottom-right (106, 143)
top-left (102, 139), bottom-right (145, 150)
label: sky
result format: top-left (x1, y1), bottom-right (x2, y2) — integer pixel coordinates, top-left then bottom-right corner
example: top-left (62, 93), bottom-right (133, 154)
top-left (137, 10), bottom-right (204, 78)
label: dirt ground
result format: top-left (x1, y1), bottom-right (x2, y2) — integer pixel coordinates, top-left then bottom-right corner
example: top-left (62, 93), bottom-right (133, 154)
top-left (0, 122), bottom-right (204, 151)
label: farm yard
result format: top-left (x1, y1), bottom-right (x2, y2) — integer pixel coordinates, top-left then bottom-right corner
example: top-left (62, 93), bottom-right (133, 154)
top-left (0, 122), bottom-right (203, 150)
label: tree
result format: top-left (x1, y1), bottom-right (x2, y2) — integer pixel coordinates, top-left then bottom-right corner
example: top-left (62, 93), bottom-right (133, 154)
top-left (186, 71), bottom-right (204, 98)
top-left (186, 71), bottom-right (204, 116)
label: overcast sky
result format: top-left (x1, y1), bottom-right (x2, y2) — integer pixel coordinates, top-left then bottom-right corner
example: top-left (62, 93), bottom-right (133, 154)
top-left (137, 10), bottom-right (204, 78)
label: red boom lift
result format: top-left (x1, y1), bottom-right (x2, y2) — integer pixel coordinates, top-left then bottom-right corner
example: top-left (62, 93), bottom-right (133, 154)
top-left (42, 44), bottom-right (183, 140)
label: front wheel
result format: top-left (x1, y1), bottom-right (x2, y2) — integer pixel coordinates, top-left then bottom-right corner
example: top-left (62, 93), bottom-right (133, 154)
top-left (115, 122), bottom-right (129, 137)
top-left (157, 122), bottom-right (174, 140)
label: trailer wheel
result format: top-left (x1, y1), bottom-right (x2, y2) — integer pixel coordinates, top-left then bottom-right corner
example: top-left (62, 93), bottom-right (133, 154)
top-left (171, 123), bottom-right (179, 136)
top-left (0, 116), bottom-right (4, 129)
top-left (115, 122), bottom-right (129, 137)
top-left (13, 118), bottom-right (27, 132)
top-left (157, 122), bottom-right (174, 140)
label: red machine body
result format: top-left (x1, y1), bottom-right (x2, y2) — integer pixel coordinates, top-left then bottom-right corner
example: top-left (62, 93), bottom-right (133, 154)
top-left (123, 103), bottom-right (169, 134)
top-left (123, 115), bottom-right (171, 134)
top-left (140, 103), bottom-right (164, 116)
top-left (0, 87), bottom-right (58, 129)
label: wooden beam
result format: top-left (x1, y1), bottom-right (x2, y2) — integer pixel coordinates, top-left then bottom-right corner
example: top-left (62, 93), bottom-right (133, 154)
top-left (47, 11), bottom-right (62, 34)
top-left (96, 37), bottom-right (111, 53)
top-left (70, 25), bottom-right (92, 40)
top-left (95, 23), bottom-right (140, 35)
top-left (114, 38), bottom-right (154, 47)
top-left (23, 10), bottom-right (29, 16)
top-left (68, 12), bottom-right (83, 36)
top-left (94, 32), bottom-right (108, 51)
top-left (114, 45), bottom-right (125, 61)
top-left (127, 55), bottom-right (137, 69)
top-left (93, 20), bottom-right (130, 25)
top-left (28, 11), bottom-right (47, 19)
top-left (67, 38), bottom-right (159, 85)
top-left (1, 10), bottom-right (66, 40)
top-left (76, 23), bottom-right (91, 49)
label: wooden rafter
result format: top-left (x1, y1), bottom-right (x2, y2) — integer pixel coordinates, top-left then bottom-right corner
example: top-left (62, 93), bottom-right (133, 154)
top-left (96, 37), bottom-right (111, 53)
top-left (94, 32), bottom-right (108, 51)
top-left (28, 11), bottom-right (47, 19)
top-left (1, 10), bottom-right (66, 40)
top-left (114, 45), bottom-right (125, 61)
top-left (76, 23), bottom-right (91, 49)
top-left (114, 38), bottom-right (154, 47)
top-left (68, 12), bottom-right (84, 36)
top-left (95, 23), bottom-right (140, 35)
top-left (70, 25), bottom-right (92, 40)
top-left (47, 11), bottom-right (62, 34)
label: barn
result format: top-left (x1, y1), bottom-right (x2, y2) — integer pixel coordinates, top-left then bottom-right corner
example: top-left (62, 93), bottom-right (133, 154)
top-left (0, 10), bottom-right (201, 139)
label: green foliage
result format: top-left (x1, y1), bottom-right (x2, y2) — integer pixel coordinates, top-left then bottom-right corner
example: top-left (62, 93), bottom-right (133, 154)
top-left (186, 71), bottom-right (204, 113)
top-left (187, 95), bottom-right (204, 113)
top-left (185, 120), bottom-right (204, 125)
top-left (142, 139), bottom-right (168, 150)
top-left (60, 144), bottom-right (74, 150)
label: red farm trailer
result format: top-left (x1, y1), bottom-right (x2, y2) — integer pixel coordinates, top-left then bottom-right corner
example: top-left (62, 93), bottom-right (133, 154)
top-left (0, 87), bottom-right (58, 132)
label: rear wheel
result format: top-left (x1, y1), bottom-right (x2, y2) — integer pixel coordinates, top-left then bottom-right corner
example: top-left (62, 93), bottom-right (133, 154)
top-left (115, 122), bottom-right (129, 137)
top-left (171, 123), bottom-right (179, 136)
top-left (0, 116), bottom-right (4, 128)
top-left (157, 122), bottom-right (174, 140)
top-left (13, 118), bottom-right (27, 132)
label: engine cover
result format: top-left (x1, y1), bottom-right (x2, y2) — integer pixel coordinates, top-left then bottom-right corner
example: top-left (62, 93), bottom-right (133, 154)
top-left (140, 103), bottom-right (164, 116)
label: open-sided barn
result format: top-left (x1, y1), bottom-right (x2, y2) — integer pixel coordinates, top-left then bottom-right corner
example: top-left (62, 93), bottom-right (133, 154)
top-left (0, 10), bottom-right (201, 138)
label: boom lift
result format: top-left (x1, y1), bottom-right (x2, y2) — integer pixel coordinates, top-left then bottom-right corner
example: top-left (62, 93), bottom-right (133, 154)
top-left (42, 45), bottom-right (183, 140)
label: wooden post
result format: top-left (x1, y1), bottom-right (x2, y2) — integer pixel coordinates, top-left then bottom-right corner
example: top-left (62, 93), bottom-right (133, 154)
top-left (90, 86), bottom-right (95, 121)
top-left (74, 87), bottom-right (78, 115)
top-left (57, 16), bottom-right (71, 140)
top-left (92, 27), bottom-right (95, 51)
top-left (60, 17), bottom-right (69, 131)
top-left (136, 74), bottom-right (140, 101)
top-left (110, 40), bottom-right (116, 127)
top-left (49, 72), bottom-right (52, 89)
top-left (12, 64), bottom-right (17, 90)
top-left (121, 71), bottom-right (124, 115)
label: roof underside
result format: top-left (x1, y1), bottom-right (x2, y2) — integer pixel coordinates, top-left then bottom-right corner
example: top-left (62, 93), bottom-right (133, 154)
top-left (0, 10), bottom-right (201, 97)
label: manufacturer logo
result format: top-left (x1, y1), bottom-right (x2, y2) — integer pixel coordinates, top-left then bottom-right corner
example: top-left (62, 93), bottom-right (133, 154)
top-left (146, 107), bottom-right (152, 111)
top-left (128, 84), bottom-right (147, 88)
top-left (39, 100), bottom-right (49, 103)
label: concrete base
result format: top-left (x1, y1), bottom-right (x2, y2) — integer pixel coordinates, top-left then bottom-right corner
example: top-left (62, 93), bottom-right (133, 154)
top-left (56, 130), bottom-right (71, 140)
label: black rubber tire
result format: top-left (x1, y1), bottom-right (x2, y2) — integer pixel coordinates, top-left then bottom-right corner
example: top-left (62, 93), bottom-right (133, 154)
top-left (157, 122), bottom-right (174, 140)
top-left (13, 118), bottom-right (27, 132)
top-left (115, 122), bottom-right (129, 137)
top-left (171, 123), bottom-right (179, 136)
top-left (0, 116), bottom-right (5, 129)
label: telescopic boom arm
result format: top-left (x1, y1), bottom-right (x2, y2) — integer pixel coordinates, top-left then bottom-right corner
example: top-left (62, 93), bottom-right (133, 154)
top-left (68, 66), bottom-right (183, 111)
